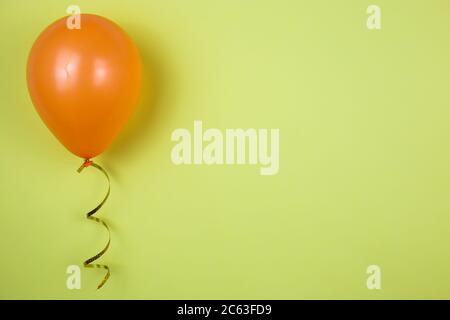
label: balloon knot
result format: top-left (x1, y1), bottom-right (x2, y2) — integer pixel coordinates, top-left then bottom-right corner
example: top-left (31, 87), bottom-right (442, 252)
top-left (84, 159), bottom-right (93, 167)
top-left (77, 159), bottom-right (93, 173)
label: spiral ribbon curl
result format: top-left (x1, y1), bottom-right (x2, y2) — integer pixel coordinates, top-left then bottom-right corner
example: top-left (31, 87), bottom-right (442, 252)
top-left (77, 160), bottom-right (111, 289)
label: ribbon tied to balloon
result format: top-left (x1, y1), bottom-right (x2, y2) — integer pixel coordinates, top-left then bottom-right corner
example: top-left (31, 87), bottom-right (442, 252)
top-left (27, 14), bottom-right (143, 289)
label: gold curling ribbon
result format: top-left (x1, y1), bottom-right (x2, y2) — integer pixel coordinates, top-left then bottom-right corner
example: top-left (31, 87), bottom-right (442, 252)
top-left (77, 159), bottom-right (111, 289)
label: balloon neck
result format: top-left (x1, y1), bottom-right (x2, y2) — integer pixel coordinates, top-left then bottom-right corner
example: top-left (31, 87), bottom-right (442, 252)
top-left (77, 159), bottom-right (93, 173)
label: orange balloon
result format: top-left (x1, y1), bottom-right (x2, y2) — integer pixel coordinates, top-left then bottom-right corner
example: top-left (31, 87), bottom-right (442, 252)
top-left (27, 14), bottom-right (142, 159)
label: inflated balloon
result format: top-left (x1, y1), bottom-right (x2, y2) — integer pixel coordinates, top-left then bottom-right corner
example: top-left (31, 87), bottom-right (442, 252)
top-left (27, 14), bottom-right (142, 159)
top-left (26, 14), bottom-right (143, 289)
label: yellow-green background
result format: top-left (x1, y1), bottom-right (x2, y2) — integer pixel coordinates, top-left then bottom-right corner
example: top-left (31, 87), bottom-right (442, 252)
top-left (1, 0), bottom-right (449, 299)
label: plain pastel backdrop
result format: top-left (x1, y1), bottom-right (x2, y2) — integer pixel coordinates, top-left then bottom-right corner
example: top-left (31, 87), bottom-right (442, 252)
top-left (0, 0), bottom-right (450, 299)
